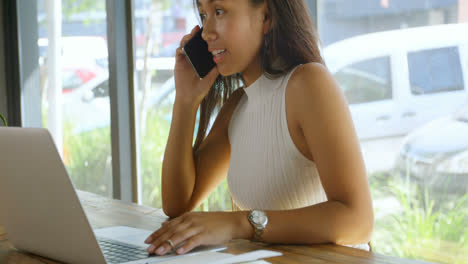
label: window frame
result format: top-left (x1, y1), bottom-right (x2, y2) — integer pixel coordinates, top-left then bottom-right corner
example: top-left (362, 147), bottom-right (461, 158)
top-left (2, 0), bottom-right (139, 203)
top-left (3, 0), bottom-right (40, 127)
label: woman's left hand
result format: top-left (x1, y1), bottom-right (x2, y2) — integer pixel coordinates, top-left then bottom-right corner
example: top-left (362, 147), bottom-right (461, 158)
top-left (144, 211), bottom-right (249, 255)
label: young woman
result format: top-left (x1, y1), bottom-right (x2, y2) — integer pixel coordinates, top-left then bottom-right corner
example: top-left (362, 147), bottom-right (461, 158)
top-left (144, 0), bottom-right (374, 255)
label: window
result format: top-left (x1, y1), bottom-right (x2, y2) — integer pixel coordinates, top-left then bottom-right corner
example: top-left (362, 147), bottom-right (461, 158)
top-left (36, 0), bottom-right (112, 197)
top-left (319, 1), bottom-right (468, 263)
top-left (132, 0), bottom-right (235, 211)
top-left (408, 47), bottom-right (464, 95)
top-left (334, 57), bottom-right (392, 104)
top-left (133, 0), bottom-right (204, 208)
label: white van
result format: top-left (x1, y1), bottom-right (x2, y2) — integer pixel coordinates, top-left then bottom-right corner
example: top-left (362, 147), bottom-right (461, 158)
top-left (323, 23), bottom-right (468, 140)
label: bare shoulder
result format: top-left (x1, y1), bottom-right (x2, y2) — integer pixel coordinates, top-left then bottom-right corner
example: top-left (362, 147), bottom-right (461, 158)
top-left (288, 62), bottom-right (340, 100)
top-left (287, 62), bottom-right (347, 122)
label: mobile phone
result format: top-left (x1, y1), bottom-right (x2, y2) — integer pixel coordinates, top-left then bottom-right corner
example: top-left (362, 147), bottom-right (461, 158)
top-left (182, 27), bottom-right (216, 79)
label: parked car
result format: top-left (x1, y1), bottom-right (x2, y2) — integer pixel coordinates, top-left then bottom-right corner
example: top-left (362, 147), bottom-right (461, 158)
top-left (394, 103), bottom-right (468, 195)
top-left (62, 73), bottom-right (110, 133)
top-left (61, 65), bottom-right (106, 94)
top-left (64, 24), bottom-right (468, 138)
top-left (38, 36), bottom-right (108, 66)
top-left (323, 23), bottom-right (468, 140)
top-left (62, 72), bottom-right (176, 133)
top-left (39, 36), bottom-right (108, 94)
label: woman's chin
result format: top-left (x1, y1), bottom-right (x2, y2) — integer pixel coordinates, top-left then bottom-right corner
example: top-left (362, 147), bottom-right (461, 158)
top-left (217, 66), bottom-right (237, 77)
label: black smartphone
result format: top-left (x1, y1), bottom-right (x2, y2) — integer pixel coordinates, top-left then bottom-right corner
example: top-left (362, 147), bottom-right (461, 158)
top-left (182, 27), bottom-right (216, 79)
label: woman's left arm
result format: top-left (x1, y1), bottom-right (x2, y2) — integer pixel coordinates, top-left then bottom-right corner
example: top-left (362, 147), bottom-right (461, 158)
top-left (253, 62), bottom-right (374, 245)
top-left (145, 63), bottom-right (373, 255)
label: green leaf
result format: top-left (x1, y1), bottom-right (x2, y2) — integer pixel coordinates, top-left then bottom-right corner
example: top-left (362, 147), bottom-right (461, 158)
top-left (0, 113), bottom-right (7, 126)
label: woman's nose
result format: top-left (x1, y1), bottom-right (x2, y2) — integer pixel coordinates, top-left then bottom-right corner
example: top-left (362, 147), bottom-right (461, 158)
top-left (201, 20), bottom-right (217, 41)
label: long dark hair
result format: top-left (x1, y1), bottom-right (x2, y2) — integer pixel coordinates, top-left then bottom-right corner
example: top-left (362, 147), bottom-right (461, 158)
top-left (192, 0), bottom-right (324, 152)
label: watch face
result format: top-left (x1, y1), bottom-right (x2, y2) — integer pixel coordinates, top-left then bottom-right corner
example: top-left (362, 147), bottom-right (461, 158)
top-left (250, 210), bottom-right (268, 226)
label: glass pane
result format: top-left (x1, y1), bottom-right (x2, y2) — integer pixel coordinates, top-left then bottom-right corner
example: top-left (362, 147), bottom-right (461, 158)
top-left (133, 0), bottom-right (226, 210)
top-left (38, 0), bottom-right (112, 197)
top-left (320, 1), bottom-right (468, 263)
top-left (133, 0), bottom-right (234, 211)
top-left (408, 47), bottom-right (464, 95)
top-left (334, 57), bottom-right (392, 104)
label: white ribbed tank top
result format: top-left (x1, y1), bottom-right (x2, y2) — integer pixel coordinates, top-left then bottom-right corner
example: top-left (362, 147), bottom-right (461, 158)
top-left (226, 66), bottom-right (371, 251)
top-left (227, 66), bottom-right (327, 211)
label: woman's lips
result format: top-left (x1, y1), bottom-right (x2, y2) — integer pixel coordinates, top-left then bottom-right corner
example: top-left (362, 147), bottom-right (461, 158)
top-left (213, 50), bottom-right (227, 64)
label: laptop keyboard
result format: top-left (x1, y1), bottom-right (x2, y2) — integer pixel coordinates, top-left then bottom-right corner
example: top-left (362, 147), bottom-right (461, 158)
top-left (97, 237), bottom-right (152, 264)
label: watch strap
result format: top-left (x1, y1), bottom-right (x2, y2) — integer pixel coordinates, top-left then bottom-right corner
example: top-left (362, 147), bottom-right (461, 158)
top-left (253, 226), bottom-right (264, 242)
top-left (248, 210), bottom-right (267, 242)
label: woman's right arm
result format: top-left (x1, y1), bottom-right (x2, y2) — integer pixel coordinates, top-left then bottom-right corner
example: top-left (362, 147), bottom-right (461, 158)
top-left (161, 26), bottom-right (240, 218)
top-left (161, 90), bottom-right (243, 218)
top-left (161, 96), bottom-right (201, 218)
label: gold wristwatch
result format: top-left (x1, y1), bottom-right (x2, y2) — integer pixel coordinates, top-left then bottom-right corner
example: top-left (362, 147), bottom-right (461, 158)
top-left (248, 210), bottom-right (268, 242)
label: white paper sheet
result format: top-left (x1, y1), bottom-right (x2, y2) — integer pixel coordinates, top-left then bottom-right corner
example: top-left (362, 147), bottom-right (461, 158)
top-left (156, 250), bottom-right (281, 264)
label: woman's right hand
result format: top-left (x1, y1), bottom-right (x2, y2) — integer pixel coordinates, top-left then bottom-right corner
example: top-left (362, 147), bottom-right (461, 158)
top-left (174, 25), bottom-right (219, 107)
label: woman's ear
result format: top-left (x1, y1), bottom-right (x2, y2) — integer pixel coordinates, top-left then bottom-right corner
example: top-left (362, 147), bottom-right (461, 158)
top-left (263, 13), bottom-right (272, 34)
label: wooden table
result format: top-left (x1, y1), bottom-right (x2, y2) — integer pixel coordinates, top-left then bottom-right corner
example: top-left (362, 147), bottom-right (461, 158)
top-left (0, 191), bottom-right (431, 264)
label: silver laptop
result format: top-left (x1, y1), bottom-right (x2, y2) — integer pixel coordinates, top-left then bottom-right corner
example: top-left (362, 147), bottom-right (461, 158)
top-left (0, 127), bottom-right (225, 264)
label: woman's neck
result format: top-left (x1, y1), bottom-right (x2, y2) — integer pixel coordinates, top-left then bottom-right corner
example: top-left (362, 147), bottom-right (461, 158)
top-left (242, 56), bottom-right (263, 88)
